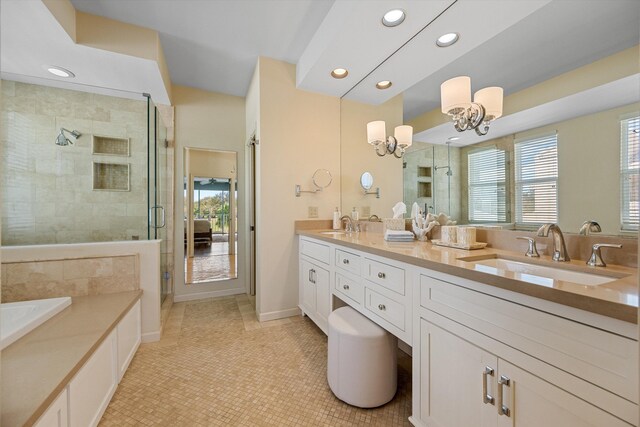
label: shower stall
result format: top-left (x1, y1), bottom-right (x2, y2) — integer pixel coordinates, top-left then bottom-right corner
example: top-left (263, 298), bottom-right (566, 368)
top-left (0, 80), bottom-right (174, 302)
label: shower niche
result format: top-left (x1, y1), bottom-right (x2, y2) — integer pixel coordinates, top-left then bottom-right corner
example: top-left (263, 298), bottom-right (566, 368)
top-left (92, 135), bottom-right (130, 156)
top-left (92, 162), bottom-right (130, 191)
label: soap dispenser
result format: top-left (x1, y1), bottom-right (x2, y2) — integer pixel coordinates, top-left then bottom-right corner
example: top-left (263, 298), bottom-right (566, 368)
top-left (351, 207), bottom-right (359, 221)
top-left (333, 207), bottom-right (341, 230)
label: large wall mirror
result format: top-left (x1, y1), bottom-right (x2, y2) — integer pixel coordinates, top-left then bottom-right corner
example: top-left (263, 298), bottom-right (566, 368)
top-left (184, 148), bottom-right (238, 284)
top-left (340, 0), bottom-right (639, 237)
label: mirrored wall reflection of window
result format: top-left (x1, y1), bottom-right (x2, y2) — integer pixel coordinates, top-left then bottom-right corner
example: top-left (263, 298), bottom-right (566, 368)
top-left (184, 148), bottom-right (238, 284)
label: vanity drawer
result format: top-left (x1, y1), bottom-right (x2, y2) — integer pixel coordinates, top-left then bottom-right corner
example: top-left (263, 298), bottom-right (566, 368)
top-left (335, 273), bottom-right (364, 306)
top-left (335, 249), bottom-right (361, 275)
top-left (364, 258), bottom-right (405, 295)
top-left (364, 287), bottom-right (405, 331)
top-left (300, 238), bottom-right (330, 265)
top-left (420, 274), bottom-right (638, 403)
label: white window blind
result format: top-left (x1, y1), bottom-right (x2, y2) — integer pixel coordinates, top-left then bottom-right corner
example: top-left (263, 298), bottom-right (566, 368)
top-left (621, 116), bottom-right (639, 231)
top-left (468, 147), bottom-right (507, 222)
top-left (515, 134), bottom-right (558, 226)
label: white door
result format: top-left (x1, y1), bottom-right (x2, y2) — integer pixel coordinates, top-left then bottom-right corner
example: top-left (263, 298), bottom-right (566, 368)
top-left (420, 320), bottom-right (498, 427)
top-left (496, 359), bottom-right (631, 427)
top-left (300, 259), bottom-right (316, 314)
top-left (314, 265), bottom-right (330, 328)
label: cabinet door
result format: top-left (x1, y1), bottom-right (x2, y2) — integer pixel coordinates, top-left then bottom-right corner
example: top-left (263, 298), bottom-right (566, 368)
top-left (69, 330), bottom-right (117, 427)
top-left (314, 265), bottom-right (330, 327)
top-left (117, 300), bottom-right (141, 382)
top-left (420, 319), bottom-right (498, 427)
top-left (300, 259), bottom-right (316, 314)
top-left (34, 388), bottom-right (68, 427)
top-left (496, 359), bottom-right (631, 427)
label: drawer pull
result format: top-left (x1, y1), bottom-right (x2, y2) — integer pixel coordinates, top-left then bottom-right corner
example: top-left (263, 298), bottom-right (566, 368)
top-left (378, 304), bottom-right (386, 311)
top-left (343, 259), bottom-right (350, 265)
top-left (343, 284), bottom-right (350, 291)
top-left (377, 272), bottom-right (386, 279)
top-left (498, 375), bottom-right (511, 417)
top-left (482, 366), bottom-right (495, 405)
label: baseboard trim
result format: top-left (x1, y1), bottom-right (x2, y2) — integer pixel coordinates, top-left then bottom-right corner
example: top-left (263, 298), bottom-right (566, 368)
top-left (174, 288), bottom-right (245, 303)
top-left (142, 331), bottom-right (161, 343)
top-left (258, 307), bottom-right (301, 322)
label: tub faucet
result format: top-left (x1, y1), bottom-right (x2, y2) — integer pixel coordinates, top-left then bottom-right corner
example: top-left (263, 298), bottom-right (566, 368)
top-left (537, 223), bottom-right (570, 262)
top-left (340, 215), bottom-right (354, 232)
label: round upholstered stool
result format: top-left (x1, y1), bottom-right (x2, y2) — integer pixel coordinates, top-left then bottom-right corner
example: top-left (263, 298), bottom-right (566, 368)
top-left (327, 306), bottom-right (397, 408)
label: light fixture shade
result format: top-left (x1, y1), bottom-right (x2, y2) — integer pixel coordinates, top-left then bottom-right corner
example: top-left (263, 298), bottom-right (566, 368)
top-left (367, 121), bottom-right (386, 145)
top-left (394, 125), bottom-right (413, 147)
top-left (441, 76), bottom-right (471, 114)
top-left (474, 86), bottom-right (503, 120)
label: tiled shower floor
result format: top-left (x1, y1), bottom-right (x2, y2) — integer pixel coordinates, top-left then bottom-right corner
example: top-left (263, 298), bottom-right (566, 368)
top-left (99, 294), bottom-right (412, 426)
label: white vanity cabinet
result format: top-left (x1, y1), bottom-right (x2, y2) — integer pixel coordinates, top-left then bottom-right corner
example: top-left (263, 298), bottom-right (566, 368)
top-left (299, 237), bottom-right (331, 334)
top-left (413, 271), bottom-right (638, 427)
top-left (34, 389), bottom-right (69, 427)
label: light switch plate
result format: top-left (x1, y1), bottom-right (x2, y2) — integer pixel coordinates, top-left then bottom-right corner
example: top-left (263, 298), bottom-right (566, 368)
top-left (362, 206), bottom-right (371, 217)
top-left (308, 206), bottom-right (318, 218)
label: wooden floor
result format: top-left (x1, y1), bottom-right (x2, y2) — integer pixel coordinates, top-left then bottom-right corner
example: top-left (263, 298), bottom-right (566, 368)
top-left (185, 241), bottom-right (237, 283)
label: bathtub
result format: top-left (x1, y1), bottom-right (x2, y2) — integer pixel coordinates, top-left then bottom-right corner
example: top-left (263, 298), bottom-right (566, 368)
top-left (1, 297), bottom-right (72, 350)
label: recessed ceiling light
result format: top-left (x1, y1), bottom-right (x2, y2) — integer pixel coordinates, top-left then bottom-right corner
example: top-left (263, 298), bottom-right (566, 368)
top-left (447, 136), bottom-right (460, 141)
top-left (436, 33), bottom-right (459, 47)
top-left (382, 9), bottom-right (405, 27)
top-left (331, 68), bottom-right (349, 79)
top-left (47, 66), bottom-right (75, 78)
top-left (376, 80), bottom-right (392, 90)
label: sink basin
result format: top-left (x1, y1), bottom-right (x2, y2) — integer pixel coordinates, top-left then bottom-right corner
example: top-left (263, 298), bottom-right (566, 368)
top-left (458, 255), bottom-right (623, 287)
top-left (319, 231), bottom-right (347, 236)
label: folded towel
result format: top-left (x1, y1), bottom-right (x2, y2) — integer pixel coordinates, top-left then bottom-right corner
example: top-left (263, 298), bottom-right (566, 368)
top-left (385, 230), bottom-right (413, 237)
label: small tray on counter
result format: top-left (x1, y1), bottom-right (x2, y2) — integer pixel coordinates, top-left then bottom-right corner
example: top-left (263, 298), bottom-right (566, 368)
top-left (431, 239), bottom-right (488, 250)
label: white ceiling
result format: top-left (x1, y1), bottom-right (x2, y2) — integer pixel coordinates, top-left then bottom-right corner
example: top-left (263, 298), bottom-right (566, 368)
top-left (1, 0), bottom-right (638, 125)
top-left (69, 0), bottom-right (335, 97)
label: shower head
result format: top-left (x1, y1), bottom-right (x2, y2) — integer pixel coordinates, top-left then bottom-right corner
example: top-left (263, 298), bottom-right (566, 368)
top-left (55, 128), bottom-right (81, 146)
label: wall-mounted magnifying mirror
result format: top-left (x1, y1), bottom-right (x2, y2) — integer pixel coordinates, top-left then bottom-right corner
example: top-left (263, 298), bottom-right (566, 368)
top-left (360, 172), bottom-right (374, 190)
top-left (296, 168), bottom-right (332, 197)
top-left (360, 171), bottom-right (380, 198)
top-left (313, 168), bottom-right (332, 190)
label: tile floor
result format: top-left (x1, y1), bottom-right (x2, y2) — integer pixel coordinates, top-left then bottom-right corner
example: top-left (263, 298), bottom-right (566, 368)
top-left (99, 294), bottom-right (412, 426)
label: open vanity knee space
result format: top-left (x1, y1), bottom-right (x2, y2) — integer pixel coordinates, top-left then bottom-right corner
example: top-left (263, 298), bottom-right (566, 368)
top-left (297, 231), bottom-right (638, 427)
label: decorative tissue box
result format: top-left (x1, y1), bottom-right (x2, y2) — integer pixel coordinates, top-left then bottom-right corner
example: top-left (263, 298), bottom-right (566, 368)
top-left (383, 218), bottom-right (405, 233)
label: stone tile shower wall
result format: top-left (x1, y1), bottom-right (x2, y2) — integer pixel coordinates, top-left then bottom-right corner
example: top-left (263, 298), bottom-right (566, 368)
top-left (1, 255), bottom-right (139, 302)
top-left (1, 81), bottom-right (148, 245)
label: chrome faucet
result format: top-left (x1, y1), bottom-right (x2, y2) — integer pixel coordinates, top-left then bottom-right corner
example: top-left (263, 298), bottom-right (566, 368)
top-left (579, 220), bottom-right (601, 235)
top-left (340, 215), bottom-right (354, 232)
top-left (367, 214), bottom-right (381, 222)
top-left (587, 243), bottom-right (622, 267)
top-left (537, 223), bottom-right (570, 262)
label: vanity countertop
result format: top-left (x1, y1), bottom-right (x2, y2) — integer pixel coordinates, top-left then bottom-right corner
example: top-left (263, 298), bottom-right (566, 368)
top-left (1, 290), bottom-right (142, 427)
top-left (298, 230), bottom-right (638, 323)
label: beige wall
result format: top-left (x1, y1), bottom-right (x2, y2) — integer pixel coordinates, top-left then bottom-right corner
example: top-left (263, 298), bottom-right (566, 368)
top-left (340, 95), bottom-right (404, 219)
top-left (256, 57), bottom-right (340, 319)
top-left (172, 85), bottom-right (246, 301)
top-left (1, 80), bottom-right (150, 245)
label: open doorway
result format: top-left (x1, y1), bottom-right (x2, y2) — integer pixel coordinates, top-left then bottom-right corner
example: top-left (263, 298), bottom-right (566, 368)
top-left (184, 150), bottom-right (238, 284)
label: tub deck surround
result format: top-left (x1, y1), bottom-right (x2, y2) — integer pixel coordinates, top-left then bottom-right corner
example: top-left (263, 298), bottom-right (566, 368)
top-left (297, 230), bottom-right (638, 323)
top-left (1, 290), bottom-right (142, 427)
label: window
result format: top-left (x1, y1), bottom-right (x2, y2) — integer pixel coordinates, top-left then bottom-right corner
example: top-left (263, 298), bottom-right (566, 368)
top-left (515, 134), bottom-right (558, 226)
top-left (468, 147), bottom-right (507, 222)
top-left (621, 116), bottom-right (639, 231)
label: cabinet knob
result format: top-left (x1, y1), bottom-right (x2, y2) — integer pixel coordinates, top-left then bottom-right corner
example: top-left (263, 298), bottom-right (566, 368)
top-left (343, 259), bottom-right (349, 265)
top-left (377, 272), bottom-right (386, 279)
top-left (378, 304), bottom-right (386, 311)
top-left (343, 284), bottom-right (350, 290)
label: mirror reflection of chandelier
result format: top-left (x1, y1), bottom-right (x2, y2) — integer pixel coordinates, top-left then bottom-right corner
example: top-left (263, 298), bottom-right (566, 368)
top-left (366, 121), bottom-right (413, 158)
top-left (440, 76), bottom-right (503, 136)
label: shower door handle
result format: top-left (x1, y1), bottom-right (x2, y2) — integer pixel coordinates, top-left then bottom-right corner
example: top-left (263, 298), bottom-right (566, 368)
top-left (149, 206), bottom-right (166, 229)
